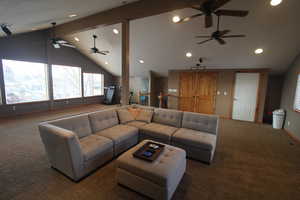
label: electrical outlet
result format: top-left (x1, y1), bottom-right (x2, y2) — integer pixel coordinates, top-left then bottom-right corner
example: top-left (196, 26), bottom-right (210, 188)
top-left (66, 100), bottom-right (69, 104)
top-left (287, 121), bottom-right (290, 126)
top-left (12, 106), bottom-right (16, 111)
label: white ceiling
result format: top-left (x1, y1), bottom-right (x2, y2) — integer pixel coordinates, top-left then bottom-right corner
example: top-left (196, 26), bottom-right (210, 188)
top-left (0, 0), bottom-right (137, 35)
top-left (66, 0), bottom-right (300, 77)
top-left (1, 0), bottom-right (300, 77)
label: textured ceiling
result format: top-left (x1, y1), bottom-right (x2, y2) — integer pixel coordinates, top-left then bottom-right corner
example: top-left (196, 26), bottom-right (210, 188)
top-left (0, 0), bottom-right (138, 35)
top-left (1, 0), bottom-right (300, 77)
top-left (66, 0), bottom-right (300, 77)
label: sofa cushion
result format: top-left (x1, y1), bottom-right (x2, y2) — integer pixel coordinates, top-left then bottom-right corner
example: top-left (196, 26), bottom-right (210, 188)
top-left (95, 125), bottom-right (139, 155)
top-left (117, 109), bottom-right (135, 124)
top-left (172, 128), bottom-right (216, 151)
top-left (89, 109), bottom-right (119, 133)
top-left (80, 135), bottom-right (113, 161)
top-left (182, 112), bottom-right (218, 135)
top-left (127, 107), bottom-right (141, 118)
top-left (49, 114), bottom-right (92, 139)
top-left (139, 123), bottom-right (178, 143)
top-left (153, 109), bottom-right (183, 128)
top-left (125, 121), bottom-right (148, 128)
top-left (135, 109), bottom-right (153, 123)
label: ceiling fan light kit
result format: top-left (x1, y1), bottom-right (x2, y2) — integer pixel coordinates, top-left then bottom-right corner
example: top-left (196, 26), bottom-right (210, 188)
top-left (196, 14), bottom-right (246, 46)
top-left (90, 34), bottom-right (109, 55)
top-left (178, 0), bottom-right (249, 28)
top-left (50, 22), bottom-right (76, 49)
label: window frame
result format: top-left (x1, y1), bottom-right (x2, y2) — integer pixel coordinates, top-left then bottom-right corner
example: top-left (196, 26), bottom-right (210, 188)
top-left (83, 73), bottom-right (104, 97)
top-left (2, 59), bottom-right (49, 105)
top-left (295, 72), bottom-right (300, 113)
top-left (51, 64), bottom-right (82, 100)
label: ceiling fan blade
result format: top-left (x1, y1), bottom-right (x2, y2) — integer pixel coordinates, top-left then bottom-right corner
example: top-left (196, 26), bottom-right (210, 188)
top-left (97, 52), bottom-right (107, 55)
top-left (222, 34), bottom-right (246, 38)
top-left (215, 9), bottom-right (249, 17)
top-left (212, 0), bottom-right (231, 10)
top-left (178, 13), bottom-right (203, 23)
top-left (219, 29), bottom-right (231, 36)
top-left (61, 43), bottom-right (76, 48)
top-left (195, 36), bottom-right (211, 38)
top-left (216, 38), bottom-right (226, 45)
top-left (190, 5), bottom-right (202, 11)
top-left (205, 15), bottom-right (213, 28)
top-left (56, 40), bottom-right (68, 44)
top-left (197, 39), bottom-right (213, 45)
top-left (1, 25), bottom-right (12, 36)
top-left (52, 43), bottom-right (61, 49)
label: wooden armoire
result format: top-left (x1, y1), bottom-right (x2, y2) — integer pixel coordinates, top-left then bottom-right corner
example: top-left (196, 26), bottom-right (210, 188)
top-left (179, 71), bottom-right (218, 114)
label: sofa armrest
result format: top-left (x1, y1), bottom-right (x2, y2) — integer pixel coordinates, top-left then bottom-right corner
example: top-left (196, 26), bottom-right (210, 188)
top-left (39, 123), bottom-right (83, 181)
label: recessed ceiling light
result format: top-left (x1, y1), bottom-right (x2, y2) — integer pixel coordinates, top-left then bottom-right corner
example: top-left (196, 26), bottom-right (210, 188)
top-left (172, 16), bottom-right (181, 23)
top-left (74, 37), bottom-right (80, 42)
top-left (69, 14), bottom-right (77, 18)
top-left (186, 52), bottom-right (192, 58)
top-left (139, 60), bottom-right (145, 64)
top-left (105, 61), bottom-right (108, 65)
top-left (113, 29), bottom-right (119, 34)
top-left (255, 48), bottom-right (264, 54)
top-left (270, 0), bottom-right (282, 6)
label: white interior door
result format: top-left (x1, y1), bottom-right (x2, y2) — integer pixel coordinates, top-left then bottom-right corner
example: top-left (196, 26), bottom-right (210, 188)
top-left (232, 73), bottom-right (260, 122)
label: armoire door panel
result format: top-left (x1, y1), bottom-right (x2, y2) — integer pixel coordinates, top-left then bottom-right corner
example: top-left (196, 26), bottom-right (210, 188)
top-left (179, 71), bottom-right (217, 114)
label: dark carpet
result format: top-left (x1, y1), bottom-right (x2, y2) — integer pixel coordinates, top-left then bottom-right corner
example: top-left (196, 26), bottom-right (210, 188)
top-left (0, 104), bottom-right (299, 200)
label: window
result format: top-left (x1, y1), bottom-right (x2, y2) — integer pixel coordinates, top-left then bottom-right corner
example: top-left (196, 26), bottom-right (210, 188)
top-left (52, 65), bottom-right (82, 100)
top-left (83, 73), bottom-right (104, 97)
top-left (294, 73), bottom-right (300, 112)
top-left (2, 59), bottom-right (48, 104)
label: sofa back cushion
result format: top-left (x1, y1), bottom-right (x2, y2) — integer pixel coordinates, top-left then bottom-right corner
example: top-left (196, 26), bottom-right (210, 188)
top-left (136, 109), bottom-right (153, 123)
top-left (153, 109), bottom-right (183, 128)
top-left (117, 109), bottom-right (135, 124)
top-left (182, 112), bottom-right (219, 135)
top-left (89, 109), bottom-right (119, 132)
top-left (48, 114), bottom-right (92, 139)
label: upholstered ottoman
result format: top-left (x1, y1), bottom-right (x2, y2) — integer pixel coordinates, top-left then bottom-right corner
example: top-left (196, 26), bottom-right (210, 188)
top-left (116, 140), bottom-right (186, 200)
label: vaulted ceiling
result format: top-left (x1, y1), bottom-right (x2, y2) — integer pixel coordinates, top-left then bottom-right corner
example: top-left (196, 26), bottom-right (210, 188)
top-left (1, 0), bottom-right (300, 77)
top-left (0, 0), bottom-right (137, 35)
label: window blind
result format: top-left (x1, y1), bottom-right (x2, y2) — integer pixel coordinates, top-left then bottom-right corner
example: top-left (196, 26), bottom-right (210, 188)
top-left (294, 74), bottom-right (300, 111)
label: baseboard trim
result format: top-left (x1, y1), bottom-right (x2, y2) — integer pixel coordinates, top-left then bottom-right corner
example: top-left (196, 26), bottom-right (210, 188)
top-left (284, 129), bottom-right (300, 144)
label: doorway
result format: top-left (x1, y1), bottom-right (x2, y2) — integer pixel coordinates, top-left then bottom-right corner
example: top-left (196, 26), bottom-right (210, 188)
top-left (232, 73), bottom-right (260, 122)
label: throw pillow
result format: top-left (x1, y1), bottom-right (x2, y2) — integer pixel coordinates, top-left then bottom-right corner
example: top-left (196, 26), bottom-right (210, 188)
top-left (117, 109), bottom-right (135, 124)
top-left (128, 108), bottom-right (141, 119)
top-left (136, 109), bottom-right (154, 123)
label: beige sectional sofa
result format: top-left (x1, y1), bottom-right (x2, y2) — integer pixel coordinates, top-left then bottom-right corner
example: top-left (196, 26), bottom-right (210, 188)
top-left (39, 105), bottom-right (219, 181)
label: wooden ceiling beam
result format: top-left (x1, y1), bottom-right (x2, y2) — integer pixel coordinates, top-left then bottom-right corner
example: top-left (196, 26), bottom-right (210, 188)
top-left (55, 0), bottom-right (203, 36)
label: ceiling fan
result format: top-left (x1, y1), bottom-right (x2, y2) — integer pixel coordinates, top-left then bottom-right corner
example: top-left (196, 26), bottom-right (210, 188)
top-left (0, 24), bottom-right (12, 36)
top-left (50, 22), bottom-right (76, 49)
top-left (90, 35), bottom-right (109, 55)
top-left (178, 0), bottom-right (249, 28)
top-left (196, 15), bottom-right (245, 45)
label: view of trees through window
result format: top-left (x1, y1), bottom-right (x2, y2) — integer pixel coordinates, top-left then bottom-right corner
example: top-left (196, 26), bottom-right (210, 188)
top-left (1, 60), bottom-right (105, 104)
top-left (2, 59), bottom-right (48, 104)
top-left (83, 73), bottom-right (104, 97)
top-left (52, 65), bottom-right (82, 100)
